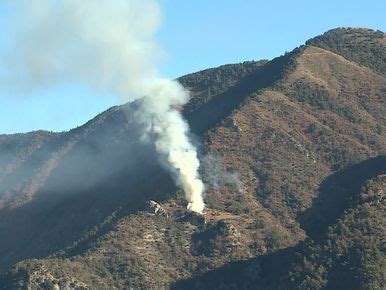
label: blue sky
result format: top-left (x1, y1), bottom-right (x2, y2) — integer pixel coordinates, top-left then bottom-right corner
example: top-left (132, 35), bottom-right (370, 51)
top-left (0, 0), bottom-right (385, 134)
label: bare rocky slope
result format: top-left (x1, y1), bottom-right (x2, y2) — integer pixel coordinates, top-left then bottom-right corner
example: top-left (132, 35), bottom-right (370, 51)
top-left (0, 27), bottom-right (385, 289)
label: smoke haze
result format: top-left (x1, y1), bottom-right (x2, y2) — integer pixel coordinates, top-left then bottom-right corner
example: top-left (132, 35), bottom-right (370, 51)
top-left (202, 154), bottom-right (244, 194)
top-left (0, 0), bottom-right (205, 213)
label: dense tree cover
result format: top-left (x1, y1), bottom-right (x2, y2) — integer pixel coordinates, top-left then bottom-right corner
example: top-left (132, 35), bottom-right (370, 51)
top-left (286, 81), bottom-right (362, 123)
top-left (178, 61), bottom-right (268, 114)
top-left (173, 173), bottom-right (386, 290)
top-left (306, 28), bottom-right (385, 75)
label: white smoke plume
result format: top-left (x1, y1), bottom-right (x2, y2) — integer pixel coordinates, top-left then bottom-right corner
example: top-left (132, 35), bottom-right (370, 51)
top-left (1, 0), bottom-right (205, 213)
top-left (202, 154), bottom-right (244, 194)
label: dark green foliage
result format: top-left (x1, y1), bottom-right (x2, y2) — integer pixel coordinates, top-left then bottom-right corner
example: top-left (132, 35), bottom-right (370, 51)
top-left (180, 48), bottom-right (303, 134)
top-left (289, 175), bottom-right (386, 290)
top-left (204, 194), bottom-right (222, 210)
top-left (287, 81), bottom-right (362, 123)
top-left (191, 220), bottom-right (238, 257)
top-left (306, 123), bottom-right (317, 134)
top-left (249, 219), bottom-right (265, 229)
top-left (228, 200), bottom-right (249, 214)
top-left (306, 27), bottom-right (385, 75)
top-left (179, 61), bottom-right (267, 114)
top-left (265, 226), bottom-right (286, 249)
top-left (173, 172), bottom-right (386, 290)
top-left (299, 156), bottom-right (386, 240)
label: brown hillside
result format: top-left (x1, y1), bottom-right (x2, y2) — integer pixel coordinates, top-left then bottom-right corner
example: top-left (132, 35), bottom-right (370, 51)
top-left (0, 27), bottom-right (385, 289)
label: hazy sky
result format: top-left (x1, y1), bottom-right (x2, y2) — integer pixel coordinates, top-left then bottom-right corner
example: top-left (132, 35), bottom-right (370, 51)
top-left (0, 0), bottom-right (385, 134)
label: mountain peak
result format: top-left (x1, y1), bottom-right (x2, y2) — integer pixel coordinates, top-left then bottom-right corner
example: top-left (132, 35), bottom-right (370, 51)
top-left (307, 27), bottom-right (384, 43)
top-left (322, 26), bottom-right (383, 34)
top-left (305, 27), bottom-right (385, 74)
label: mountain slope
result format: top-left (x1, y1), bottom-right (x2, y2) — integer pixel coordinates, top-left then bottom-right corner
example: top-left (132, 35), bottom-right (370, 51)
top-left (306, 27), bottom-right (385, 75)
top-left (174, 165), bottom-right (386, 290)
top-left (0, 104), bottom-right (176, 271)
top-left (0, 27), bottom-right (385, 289)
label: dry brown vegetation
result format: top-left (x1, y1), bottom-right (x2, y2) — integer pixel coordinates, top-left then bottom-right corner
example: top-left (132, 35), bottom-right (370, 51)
top-left (0, 27), bottom-right (385, 289)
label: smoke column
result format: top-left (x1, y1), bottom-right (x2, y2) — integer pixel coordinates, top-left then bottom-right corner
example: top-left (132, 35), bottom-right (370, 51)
top-left (1, 0), bottom-right (205, 213)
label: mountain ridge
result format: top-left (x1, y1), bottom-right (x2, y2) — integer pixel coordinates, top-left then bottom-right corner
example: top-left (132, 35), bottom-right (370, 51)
top-left (0, 27), bottom-right (385, 289)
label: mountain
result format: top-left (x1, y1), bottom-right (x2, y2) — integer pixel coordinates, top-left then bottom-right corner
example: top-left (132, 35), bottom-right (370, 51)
top-left (0, 27), bottom-right (385, 289)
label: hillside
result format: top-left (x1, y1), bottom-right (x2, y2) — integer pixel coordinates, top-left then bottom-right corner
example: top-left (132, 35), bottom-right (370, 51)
top-left (174, 166), bottom-right (386, 290)
top-left (0, 27), bottom-right (385, 289)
